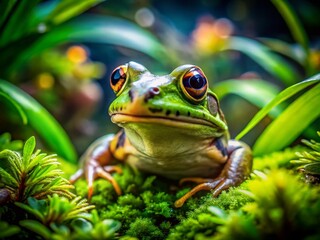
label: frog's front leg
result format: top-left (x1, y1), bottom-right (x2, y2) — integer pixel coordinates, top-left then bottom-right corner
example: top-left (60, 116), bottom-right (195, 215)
top-left (70, 130), bottom-right (127, 199)
top-left (175, 140), bottom-right (252, 207)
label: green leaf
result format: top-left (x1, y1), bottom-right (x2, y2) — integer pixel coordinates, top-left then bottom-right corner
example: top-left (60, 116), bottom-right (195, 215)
top-left (213, 79), bottom-right (281, 117)
top-left (23, 137), bottom-right (36, 168)
top-left (0, 0), bottom-right (17, 30)
top-left (19, 220), bottom-right (51, 239)
top-left (303, 163), bottom-right (320, 175)
top-left (0, 221), bottom-right (20, 238)
top-left (271, 0), bottom-right (310, 70)
top-left (0, 80), bottom-right (77, 162)
top-left (45, 0), bottom-right (106, 26)
top-left (0, 167), bottom-right (18, 187)
top-left (0, 149), bottom-right (22, 179)
top-left (253, 83), bottom-right (320, 155)
top-left (0, 0), bottom-right (41, 47)
top-left (0, 92), bottom-right (28, 124)
top-left (259, 38), bottom-right (305, 65)
top-left (224, 37), bottom-right (299, 86)
top-left (15, 202), bottom-right (45, 221)
top-left (27, 197), bottom-right (47, 213)
top-left (236, 73), bottom-right (320, 140)
top-left (5, 15), bottom-right (170, 75)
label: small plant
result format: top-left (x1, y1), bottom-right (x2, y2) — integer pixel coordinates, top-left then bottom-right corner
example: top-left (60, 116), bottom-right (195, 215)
top-left (0, 136), bottom-right (120, 239)
top-left (16, 194), bottom-right (94, 226)
top-left (0, 136), bottom-right (74, 203)
top-left (291, 131), bottom-right (320, 182)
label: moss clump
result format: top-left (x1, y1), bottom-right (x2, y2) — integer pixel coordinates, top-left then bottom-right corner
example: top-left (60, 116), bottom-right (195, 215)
top-left (75, 163), bottom-right (253, 239)
top-left (126, 218), bottom-right (164, 240)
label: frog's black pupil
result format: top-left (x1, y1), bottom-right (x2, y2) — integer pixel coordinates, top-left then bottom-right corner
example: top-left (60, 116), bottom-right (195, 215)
top-left (111, 69), bottom-right (124, 85)
top-left (189, 74), bottom-right (205, 89)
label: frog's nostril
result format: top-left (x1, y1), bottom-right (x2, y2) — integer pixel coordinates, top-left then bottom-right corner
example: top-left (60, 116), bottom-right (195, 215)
top-left (144, 87), bottom-right (160, 102)
top-left (151, 87), bottom-right (160, 95)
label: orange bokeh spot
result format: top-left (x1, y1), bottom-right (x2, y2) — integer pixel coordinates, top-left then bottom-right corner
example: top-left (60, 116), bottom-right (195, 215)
top-left (66, 45), bottom-right (88, 64)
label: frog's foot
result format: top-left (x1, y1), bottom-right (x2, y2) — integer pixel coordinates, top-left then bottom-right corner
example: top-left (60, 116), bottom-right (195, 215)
top-left (175, 176), bottom-right (231, 208)
top-left (70, 163), bottom-right (122, 200)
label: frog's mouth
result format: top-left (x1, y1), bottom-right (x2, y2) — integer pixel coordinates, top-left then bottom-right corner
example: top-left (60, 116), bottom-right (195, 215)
top-left (111, 113), bottom-right (217, 129)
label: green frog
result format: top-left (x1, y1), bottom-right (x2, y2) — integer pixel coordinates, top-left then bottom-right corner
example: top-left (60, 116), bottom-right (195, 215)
top-left (71, 61), bottom-right (252, 207)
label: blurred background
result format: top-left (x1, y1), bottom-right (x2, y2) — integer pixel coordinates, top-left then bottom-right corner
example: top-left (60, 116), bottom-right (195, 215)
top-left (0, 0), bottom-right (319, 160)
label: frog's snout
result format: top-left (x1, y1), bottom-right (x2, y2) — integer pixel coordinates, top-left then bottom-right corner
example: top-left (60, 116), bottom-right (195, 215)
top-left (129, 86), bottom-right (160, 103)
top-left (144, 87), bottom-right (160, 102)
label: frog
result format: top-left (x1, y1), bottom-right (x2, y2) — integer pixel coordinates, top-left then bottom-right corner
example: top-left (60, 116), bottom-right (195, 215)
top-left (70, 61), bottom-right (252, 207)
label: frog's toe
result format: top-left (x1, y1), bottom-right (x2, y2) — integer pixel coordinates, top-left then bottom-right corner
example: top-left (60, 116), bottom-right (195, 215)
top-left (175, 179), bottom-right (222, 208)
top-left (72, 163), bottom-right (122, 200)
top-left (96, 167), bottom-right (122, 195)
top-left (212, 178), bottom-right (233, 197)
top-left (69, 169), bottom-right (84, 184)
top-left (179, 177), bottom-right (212, 185)
top-left (103, 165), bottom-right (123, 174)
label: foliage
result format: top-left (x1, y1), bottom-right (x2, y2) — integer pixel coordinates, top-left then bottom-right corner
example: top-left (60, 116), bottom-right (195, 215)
top-left (0, 136), bottom-right (75, 202)
top-left (0, 0), bottom-right (106, 162)
top-left (0, 221), bottom-right (20, 239)
top-left (0, 80), bottom-right (78, 162)
top-left (172, 170), bottom-right (320, 240)
top-left (292, 131), bottom-right (320, 178)
top-left (215, 170), bottom-right (320, 240)
top-left (16, 194), bottom-right (94, 225)
top-left (236, 75), bottom-right (320, 155)
top-left (0, 136), bottom-right (120, 239)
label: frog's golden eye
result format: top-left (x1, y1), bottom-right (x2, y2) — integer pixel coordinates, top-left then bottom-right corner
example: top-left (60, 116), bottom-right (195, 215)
top-left (110, 65), bottom-right (128, 94)
top-left (181, 67), bottom-right (208, 102)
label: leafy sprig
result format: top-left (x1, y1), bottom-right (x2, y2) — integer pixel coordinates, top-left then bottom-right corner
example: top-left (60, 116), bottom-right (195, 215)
top-left (292, 131), bottom-right (320, 176)
top-left (0, 136), bottom-right (74, 202)
top-left (16, 194), bottom-right (94, 226)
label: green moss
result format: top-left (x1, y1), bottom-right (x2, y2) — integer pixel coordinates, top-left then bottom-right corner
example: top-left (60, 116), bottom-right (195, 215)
top-left (74, 163), bottom-right (254, 239)
top-left (126, 218), bottom-right (164, 240)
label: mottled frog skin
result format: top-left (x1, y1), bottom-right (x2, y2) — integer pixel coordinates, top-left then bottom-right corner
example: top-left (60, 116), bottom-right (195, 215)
top-left (71, 62), bottom-right (252, 207)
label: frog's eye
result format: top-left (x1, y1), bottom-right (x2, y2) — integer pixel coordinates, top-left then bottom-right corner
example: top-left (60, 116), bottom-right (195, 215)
top-left (181, 67), bottom-right (208, 102)
top-left (110, 65), bottom-right (128, 94)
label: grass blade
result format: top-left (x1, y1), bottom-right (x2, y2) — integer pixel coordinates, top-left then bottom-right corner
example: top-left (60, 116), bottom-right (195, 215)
top-left (0, 92), bottom-right (28, 124)
top-left (271, 0), bottom-right (310, 71)
top-left (236, 73), bottom-right (320, 140)
top-left (253, 83), bottom-right (320, 155)
top-left (213, 79), bottom-right (281, 117)
top-left (224, 36), bottom-right (299, 86)
top-left (45, 0), bottom-right (106, 26)
top-left (259, 37), bottom-right (304, 66)
top-left (0, 80), bottom-right (77, 163)
top-left (0, 0), bottom-right (17, 30)
top-left (0, 0), bottom-right (41, 47)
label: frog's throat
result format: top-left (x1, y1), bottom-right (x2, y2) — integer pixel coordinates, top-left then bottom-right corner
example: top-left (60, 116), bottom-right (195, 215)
top-left (111, 113), bottom-right (218, 129)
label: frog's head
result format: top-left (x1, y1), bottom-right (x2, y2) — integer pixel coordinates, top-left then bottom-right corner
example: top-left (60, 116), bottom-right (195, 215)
top-left (108, 62), bottom-right (228, 152)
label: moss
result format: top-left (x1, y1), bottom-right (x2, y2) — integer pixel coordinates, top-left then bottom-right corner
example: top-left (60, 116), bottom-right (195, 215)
top-left (74, 162), bottom-right (255, 239)
top-left (126, 218), bottom-right (164, 240)
top-left (72, 147), bottom-right (320, 240)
